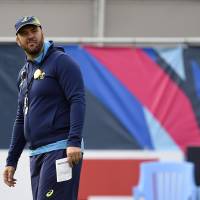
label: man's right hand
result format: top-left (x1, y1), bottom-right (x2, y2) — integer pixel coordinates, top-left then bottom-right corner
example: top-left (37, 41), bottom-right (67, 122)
top-left (3, 166), bottom-right (16, 187)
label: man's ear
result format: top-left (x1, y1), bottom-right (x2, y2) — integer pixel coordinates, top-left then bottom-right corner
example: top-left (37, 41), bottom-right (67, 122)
top-left (16, 36), bottom-right (21, 47)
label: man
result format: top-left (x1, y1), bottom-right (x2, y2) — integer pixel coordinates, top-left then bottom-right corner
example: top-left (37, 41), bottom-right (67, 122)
top-left (3, 16), bottom-right (85, 200)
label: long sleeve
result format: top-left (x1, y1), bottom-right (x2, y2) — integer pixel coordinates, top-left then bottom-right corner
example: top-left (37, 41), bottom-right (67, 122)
top-left (6, 96), bottom-right (26, 168)
top-left (56, 54), bottom-right (85, 148)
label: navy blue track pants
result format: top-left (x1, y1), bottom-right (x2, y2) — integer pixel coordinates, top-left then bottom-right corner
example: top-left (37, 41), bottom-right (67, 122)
top-left (30, 149), bottom-right (82, 200)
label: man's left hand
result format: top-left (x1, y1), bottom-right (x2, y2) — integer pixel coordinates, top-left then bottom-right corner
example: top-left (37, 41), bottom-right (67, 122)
top-left (66, 147), bottom-right (82, 167)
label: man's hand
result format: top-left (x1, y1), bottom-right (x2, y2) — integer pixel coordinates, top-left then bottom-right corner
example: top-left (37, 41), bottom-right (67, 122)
top-left (3, 166), bottom-right (16, 187)
top-left (66, 147), bottom-right (82, 167)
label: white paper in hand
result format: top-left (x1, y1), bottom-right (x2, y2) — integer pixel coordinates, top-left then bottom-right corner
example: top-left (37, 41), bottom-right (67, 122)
top-left (56, 158), bottom-right (72, 182)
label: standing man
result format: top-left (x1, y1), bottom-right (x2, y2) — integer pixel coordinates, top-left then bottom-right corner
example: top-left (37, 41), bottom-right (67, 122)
top-left (3, 16), bottom-right (85, 200)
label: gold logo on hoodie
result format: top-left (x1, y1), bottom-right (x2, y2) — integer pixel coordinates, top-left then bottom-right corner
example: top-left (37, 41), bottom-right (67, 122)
top-left (34, 69), bottom-right (45, 80)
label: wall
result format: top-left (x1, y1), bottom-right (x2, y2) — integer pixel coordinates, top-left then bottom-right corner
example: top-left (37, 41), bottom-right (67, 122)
top-left (0, 0), bottom-right (94, 37)
top-left (106, 0), bottom-right (200, 37)
top-left (0, 0), bottom-right (199, 37)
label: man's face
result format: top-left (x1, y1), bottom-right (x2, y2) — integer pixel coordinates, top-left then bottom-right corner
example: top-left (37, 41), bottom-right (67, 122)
top-left (16, 25), bottom-right (44, 56)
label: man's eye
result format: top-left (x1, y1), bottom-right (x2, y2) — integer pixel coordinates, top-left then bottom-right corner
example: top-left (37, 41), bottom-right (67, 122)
top-left (32, 29), bottom-right (38, 32)
top-left (20, 32), bottom-right (26, 36)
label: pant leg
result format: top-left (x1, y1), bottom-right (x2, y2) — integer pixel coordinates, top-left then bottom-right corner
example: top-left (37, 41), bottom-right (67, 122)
top-left (37, 149), bottom-right (82, 200)
top-left (30, 154), bottom-right (46, 200)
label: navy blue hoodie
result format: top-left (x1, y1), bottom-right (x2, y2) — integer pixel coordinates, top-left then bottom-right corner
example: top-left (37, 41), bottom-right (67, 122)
top-left (6, 42), bottom-right (85, 168)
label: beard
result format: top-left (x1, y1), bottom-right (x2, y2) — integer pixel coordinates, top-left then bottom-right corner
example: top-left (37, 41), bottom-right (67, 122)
top-left (22, 34), bottom-right (44, 57)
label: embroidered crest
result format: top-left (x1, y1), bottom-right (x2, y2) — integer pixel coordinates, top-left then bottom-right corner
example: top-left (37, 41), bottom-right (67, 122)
top-left (34, 69), bottom-right (45, 80)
